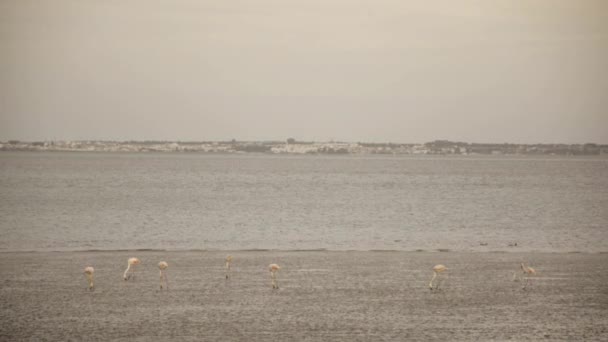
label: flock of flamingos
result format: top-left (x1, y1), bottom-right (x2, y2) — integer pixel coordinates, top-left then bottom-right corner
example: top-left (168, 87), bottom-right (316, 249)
top-left (82, 256), bottom-right (537, 291)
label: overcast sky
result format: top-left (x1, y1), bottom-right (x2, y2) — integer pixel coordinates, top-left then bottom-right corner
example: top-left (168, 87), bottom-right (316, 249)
top-left (1, 0), bottom-right (606, 143)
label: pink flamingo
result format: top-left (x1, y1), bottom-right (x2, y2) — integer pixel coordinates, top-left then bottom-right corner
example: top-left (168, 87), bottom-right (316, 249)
top-left (429, 264), bottom-right (447, 290)
top-left (84, 266), bottom-right (94, 290)
top-left (225, 255), bottom-right (233, 279)
top-left (515, 263), bottom-right (536, 289)
top-left (269, 264), bottom-right (281, 289)
top-left (158, 261), bottom-right (169, 290)
top-left (123, 257), bottom-right (140, 281)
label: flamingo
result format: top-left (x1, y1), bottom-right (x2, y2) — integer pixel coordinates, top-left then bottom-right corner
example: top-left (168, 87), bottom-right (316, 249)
top-left (84, 266), bottom-right (94, 290)
top-left (269, 264), bottom-right (281, 289)
top-left (158, 261), bottom-right (169, 290)
top-left (225, 255), bottom-right (233, 279)
top-left (123, 257), bottom-right (140, 281)
top-left (515, 263), bottom-right (536, 289)
top-left (429, 264), bottom-right (447, 290)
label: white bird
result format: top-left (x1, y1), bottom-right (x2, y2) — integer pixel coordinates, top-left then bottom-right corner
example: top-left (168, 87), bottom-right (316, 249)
top-left (84, 266), bottom-right (94, 290)
top-left (123, 257), bottom-right (140, 281)
top-left (429, 264), bottom-right (447, 290)
top-left (269, 264), bottom-right (281, 289)
top-left (158, 261), bottom-right (169, 290)
top-left (225, 255), bottom-right (233, 279)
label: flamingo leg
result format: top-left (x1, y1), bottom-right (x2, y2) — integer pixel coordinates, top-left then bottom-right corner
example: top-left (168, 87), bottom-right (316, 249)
top-left (436, 274), bottom-right (443, 290)
top-left (164, 272), bottom-right (169, 290)
top-left (271, 271), bottom-right (278, 289)
top-left (86, 274), bottom-right (94, 290)
top-left (160, 270), bottom-right (163, 289)
top-left (123, 264), bottom-right (131, 280)
top-left (429, 272), bottom-right (437, 290)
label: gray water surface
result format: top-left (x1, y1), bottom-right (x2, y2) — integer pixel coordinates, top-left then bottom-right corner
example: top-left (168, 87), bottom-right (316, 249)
top-left (1, 152), bottom-right (606, 252)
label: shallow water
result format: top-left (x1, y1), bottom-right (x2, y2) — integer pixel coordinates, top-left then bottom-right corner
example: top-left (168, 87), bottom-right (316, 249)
top-left (1, 251), bottom-right (607, 341)
top-left (0, 152), bottom-right (606, 252)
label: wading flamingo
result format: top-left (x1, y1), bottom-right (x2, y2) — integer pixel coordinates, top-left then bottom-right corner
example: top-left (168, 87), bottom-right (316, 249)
top-left (269, 264), bottom-right (281, 289)
top-left (84, 266), bottom-right (94, 290)
top-left (429, 264), bottom-right (447, 290)
top-left (515, 263), bottom-right (536, 289)
top-left (158, 261), bottom-right (169, 290)
top-left (123, 257), bottom-right (140, 281)
top-left (225, 255), bottom-right (233, 279)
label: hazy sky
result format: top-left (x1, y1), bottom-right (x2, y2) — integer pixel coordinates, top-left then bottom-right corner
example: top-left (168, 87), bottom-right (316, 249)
top-left (1, 0), bottom-right (607, 143)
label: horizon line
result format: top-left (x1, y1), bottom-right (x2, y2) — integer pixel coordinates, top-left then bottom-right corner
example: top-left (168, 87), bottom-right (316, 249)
top-left (2, 139), bottom-right (607, 146)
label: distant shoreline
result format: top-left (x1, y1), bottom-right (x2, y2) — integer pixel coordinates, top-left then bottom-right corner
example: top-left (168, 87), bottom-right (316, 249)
top-left (1, 248), bottom-right (605, 254)
top-left (1, 139), bottom-right (606, 155)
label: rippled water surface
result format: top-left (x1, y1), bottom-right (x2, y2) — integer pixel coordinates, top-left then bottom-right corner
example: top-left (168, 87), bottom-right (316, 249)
top-left (1, 152), bottom-right (606, 252)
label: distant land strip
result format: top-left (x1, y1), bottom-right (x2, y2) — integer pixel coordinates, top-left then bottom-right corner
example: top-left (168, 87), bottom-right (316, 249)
top-left (1, 139), bottom-right (606, 155)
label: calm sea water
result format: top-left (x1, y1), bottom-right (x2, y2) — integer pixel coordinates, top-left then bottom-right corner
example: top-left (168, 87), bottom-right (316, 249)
top-left (0, 152), bottom-right (606, 252)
